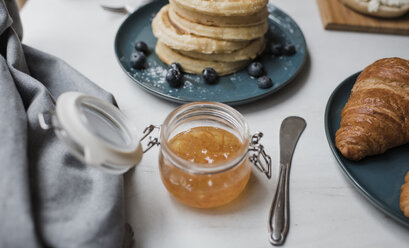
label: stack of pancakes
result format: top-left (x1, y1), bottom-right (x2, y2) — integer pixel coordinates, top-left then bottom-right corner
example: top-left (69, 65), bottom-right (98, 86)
top-left (152, 0), bottom-right (269, 76)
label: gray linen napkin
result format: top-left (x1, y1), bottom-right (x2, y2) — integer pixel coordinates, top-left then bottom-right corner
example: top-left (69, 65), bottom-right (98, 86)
top-left (0, 0), bottom-right (130, 247)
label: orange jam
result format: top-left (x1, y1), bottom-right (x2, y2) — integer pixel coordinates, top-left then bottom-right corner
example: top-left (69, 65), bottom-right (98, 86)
top-left (159, 126), bottom-right (251, 208)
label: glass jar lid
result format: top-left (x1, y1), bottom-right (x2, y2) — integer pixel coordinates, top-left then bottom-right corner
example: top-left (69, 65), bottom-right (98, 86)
top-left (40, 92), bottom-right (143, 174)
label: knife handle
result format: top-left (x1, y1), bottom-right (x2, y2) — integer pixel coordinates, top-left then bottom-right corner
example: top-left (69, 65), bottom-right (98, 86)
top-left (268, 163), bottom-right (290, 246)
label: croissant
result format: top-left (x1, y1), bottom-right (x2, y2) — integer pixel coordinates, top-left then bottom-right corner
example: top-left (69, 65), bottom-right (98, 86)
top-left (400, 171), bottom-right (409, 218)
top-left (335, 57), bottom-right (409, 161)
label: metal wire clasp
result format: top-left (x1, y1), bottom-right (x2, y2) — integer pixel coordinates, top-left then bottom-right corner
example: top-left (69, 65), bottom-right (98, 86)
top-left (140, 125), bottom-right (161, 153)
top-left (248, 132), bottom-right (272, 179)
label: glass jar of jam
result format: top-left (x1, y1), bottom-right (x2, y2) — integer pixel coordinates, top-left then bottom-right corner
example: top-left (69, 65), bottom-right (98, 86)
top-left (159, 102), bottom-right (257, 208)
top-left (39, 92), bottom-right (271, 208)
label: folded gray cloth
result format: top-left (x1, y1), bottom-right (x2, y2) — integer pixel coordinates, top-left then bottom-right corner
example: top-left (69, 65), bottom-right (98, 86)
top-left (0, 0), bottom-right (130, 247)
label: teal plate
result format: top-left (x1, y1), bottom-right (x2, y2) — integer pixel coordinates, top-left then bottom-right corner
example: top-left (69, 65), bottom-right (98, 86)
top-left (114, 0), bottom-right (307, 105)
top-left (325, 72), bottom-right (409, 227)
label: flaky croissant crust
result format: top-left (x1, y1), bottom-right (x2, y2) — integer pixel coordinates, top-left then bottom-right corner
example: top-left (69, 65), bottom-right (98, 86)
top-left (400, 171), bottom-right (409, 218)
top-left (335, 57), bottom-right (409, 161)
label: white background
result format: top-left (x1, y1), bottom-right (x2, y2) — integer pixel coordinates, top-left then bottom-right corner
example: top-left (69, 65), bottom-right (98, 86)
top-left (21, 0), bottom-right (409, 247)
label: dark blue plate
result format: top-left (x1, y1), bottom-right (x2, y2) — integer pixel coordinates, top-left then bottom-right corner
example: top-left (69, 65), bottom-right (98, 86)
top-left (114, 0), bottom-right (307, 105)
top-left (325, 72), bottom-right (409, 227)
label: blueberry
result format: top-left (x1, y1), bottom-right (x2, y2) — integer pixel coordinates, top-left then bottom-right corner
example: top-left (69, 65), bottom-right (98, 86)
top-left (283, 44), bottom-right (296, 56)
top-left (166, 68), bottom-right (183, 87)
top-left (257, 76), bottom-right (273, 89)
top-left (248, 62), bottom-right (264, 78)
top-left (269, 43), bottom-right (283, 57)
top-left (169, 62), bottom-right (183, 73)
top-left (130, 51), bottom-right (146, 69)
top-left (134, 41), bottom-right (148, 54)
top-left (202, 67), bottom-right (218, 85)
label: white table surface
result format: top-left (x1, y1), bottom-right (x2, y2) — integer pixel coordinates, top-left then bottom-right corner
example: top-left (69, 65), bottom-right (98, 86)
top-left (21, 0), bottom-right (409, 247)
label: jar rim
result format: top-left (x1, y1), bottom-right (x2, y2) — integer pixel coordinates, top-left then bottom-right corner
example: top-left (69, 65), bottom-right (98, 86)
top-left (160, 101), bottom-right (250, 175)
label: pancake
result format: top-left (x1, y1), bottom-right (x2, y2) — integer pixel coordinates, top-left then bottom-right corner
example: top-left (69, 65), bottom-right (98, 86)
top-left (170, 0), bottom-right (269, 27)
top-left (155, 41), bottom-right (249, 76)
top-left (168, 6), bottom-right (268, 41)
top-left (152, 5), bottom-right (250, 54)
top-left (172, 0), bottom-right (268, 16)
top-left (178, 38), bottom-right (266, 62)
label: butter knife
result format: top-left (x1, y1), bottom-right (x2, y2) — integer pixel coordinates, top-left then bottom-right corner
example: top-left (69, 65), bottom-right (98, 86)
top-left (268, 116), bottom-right (306, 246)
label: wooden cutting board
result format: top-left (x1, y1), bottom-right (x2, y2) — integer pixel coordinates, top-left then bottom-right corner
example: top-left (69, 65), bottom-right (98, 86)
top-left (317, 0), bottom-right (409, 35)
